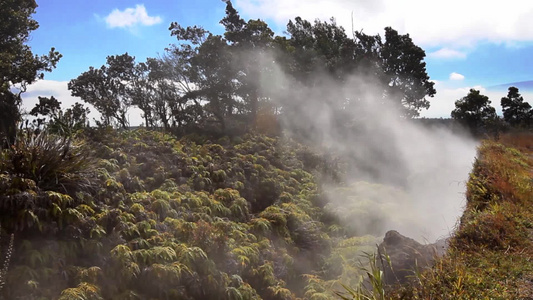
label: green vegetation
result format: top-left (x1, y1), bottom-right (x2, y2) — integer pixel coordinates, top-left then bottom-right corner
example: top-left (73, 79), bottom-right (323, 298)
top-left (452, 87), bottom-right (533, 136)
top-left (501, 87), bottom-right (533, 127)
top-left (451, 89), bottom-right (499, 136)
top-left (2, 1), bottom-right (533, 299)
top-left (65, 1), bottom-right (435, 134)
top-left (0, 128), bottom-right (388, 299)
top-left (0, 0), bottom-right (61, 147)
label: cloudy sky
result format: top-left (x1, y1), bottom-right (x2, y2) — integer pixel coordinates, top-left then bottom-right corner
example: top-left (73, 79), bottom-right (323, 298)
top-left (25, 0), bottom-right (533, 122)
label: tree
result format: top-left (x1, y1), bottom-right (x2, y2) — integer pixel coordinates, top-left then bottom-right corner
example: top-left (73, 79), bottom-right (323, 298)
top-left (69, 53), bottom-right (135, 128)
top-left (284, 17), bottom-right (358, 83)
top-left (29, 97), bottom-right (90, 135)
top-left (380, 27), bottom-right (436, 117)
top-left (129, 61), bottom-right (155, 128)
top-left (155, 54), bottom-right (203, 131)
top-left (168, 23), bottom-right (239, 132)
top-left (0, 0), bottom-right (61, 147)
top-left (29, 96), bottom-right (62, 129)
top-left (451, 89), bottom-right (497, 133)
top-left (282, 20), bottom-right (435, 117)
top-left (221, 1), bottom-right (275, 126)
top-left (500, 86), bottom-right (532, 127)
top-left (164, 1), bottom-right (435, 134)
top-left (166, 1), bottom-right (279, 133)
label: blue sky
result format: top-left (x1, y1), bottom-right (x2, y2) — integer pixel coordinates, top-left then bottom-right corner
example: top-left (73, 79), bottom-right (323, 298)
top-left (24, 0), bottom-right (533, 121)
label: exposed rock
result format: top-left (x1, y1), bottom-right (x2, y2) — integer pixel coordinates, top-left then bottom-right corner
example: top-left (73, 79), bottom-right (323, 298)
top-left (378, 230), bottom-right (448, 285)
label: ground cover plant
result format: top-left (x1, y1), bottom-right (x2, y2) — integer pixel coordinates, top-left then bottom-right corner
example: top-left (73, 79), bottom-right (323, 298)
top-left (0, 128), bottom-right (386, 299)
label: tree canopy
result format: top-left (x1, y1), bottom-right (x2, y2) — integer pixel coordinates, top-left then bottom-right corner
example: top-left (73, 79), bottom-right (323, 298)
top-left (67, 1), bottom-right (435, 134)
top-left (0, 0), bottom-right (61, 146)
top-left (69, 53), bottom-right (136, 129)
top-left (451, 88), bottom-right (497, 133)
top-left (500, 86), bottom-right (532, 127)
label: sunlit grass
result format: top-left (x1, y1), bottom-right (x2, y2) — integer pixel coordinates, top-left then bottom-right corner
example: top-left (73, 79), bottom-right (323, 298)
top-left (386, 134), bottom-right (533, 299)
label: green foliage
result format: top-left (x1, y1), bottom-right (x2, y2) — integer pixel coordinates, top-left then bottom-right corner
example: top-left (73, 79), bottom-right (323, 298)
top-left (336, 252), bottom-right (388, 300)
top-left (0, 0), bottom-right (61, 147)
top-left (0, 130), bottom-right (94, 192)
top-left (1, 129), bottom-right (362, 299)
top-left (30, 97), bottom-right (90, 136)
top-left (501, 86), bottom-right (532, 127)
top-left (69, 53), bottom-right (136, 128)
top-left (282, 19), bottom-right (435, 117)
top-left (451, 88), bottom-right (498, 135)
top-left (69, 1), bottom-right (434, 135)
top-left (59, 282), bottom-right (103, 300)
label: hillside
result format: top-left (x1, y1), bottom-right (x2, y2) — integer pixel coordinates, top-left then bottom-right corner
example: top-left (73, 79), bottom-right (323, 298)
top-left (0, 128), bottom-right (386, 299)
top-left (1, 128), bottom-right (531, 299)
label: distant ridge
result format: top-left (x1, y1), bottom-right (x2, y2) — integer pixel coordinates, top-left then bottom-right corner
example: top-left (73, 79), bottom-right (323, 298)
top-left (487, 80), bottom-right (533, 91)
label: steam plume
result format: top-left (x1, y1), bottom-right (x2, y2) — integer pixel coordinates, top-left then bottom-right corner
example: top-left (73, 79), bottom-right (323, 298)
top-left (261, 55), bottom-right (478, 242)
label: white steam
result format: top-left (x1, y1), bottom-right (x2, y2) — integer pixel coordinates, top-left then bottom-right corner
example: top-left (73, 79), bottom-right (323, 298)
top-left (260, 56), bottom-right (478, 242)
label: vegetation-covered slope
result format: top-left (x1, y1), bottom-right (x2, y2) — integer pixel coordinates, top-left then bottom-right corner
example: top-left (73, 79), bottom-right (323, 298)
top-left (0, 129), bottom-right (381, 299)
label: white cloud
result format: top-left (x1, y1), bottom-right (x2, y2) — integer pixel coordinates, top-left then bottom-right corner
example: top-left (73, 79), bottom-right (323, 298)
top-left (449, 72), bottom-right (465, 81)
top-left (235, 0), bottom-right (533, 48)
top-left (428, 48), bottom-right (466, 60)
top-left (105, 4), bottom-right (162, 28)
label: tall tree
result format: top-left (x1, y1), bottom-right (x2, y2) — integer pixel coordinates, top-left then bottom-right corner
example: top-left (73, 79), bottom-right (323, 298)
top-left (221, 1), bottom-right (275, 126)
top-left (451, 89), bottom-right (497, 133)
top-left (129, 60), bottom-right (156, 128)
top-left (169, 22), bottom-right (239, 132)
top-left (380, 27), bottom-right (435, 117)
top-left (284, 17), bottom-right (358, 83)
top-left (0, 0), bottom-right (61, 147)
top-left (69, 53), bottom-right (135, 128)
top-left (500, 86), bottom-right (532, 127)
top-left (156, 53), bottom-right (204, 131)
top-left (282, 20), bottom-right (435, 117)
top-left (130, 56), bottom-right (200, 130)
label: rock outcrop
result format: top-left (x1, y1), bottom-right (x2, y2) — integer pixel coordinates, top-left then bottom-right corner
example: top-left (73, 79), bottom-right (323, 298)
top-left (378, 230), bottom-right (448, 285)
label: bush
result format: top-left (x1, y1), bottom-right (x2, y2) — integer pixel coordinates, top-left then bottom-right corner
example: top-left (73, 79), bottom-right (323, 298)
top-left (0, 130), bottom-right (94, 193)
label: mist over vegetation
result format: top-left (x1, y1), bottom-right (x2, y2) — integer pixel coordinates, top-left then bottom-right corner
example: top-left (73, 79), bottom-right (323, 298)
top-left (254, 60), bottom-right (478, 241)
top-left (1, 1), bottom-right (531, 299)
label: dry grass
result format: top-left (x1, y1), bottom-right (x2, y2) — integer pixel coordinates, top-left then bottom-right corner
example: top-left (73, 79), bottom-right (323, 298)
top-left (387, 133), bottom-right (533, 299)
top-left (498, 131), bottom-right (533, 152)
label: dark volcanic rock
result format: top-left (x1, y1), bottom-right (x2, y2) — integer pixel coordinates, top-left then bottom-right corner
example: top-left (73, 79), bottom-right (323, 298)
top-left (378, 230), bottom-right (448, 285)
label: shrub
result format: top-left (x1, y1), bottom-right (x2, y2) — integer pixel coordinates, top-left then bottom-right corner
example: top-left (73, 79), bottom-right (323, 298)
top-left (0, 130), bottom-right (94, 193)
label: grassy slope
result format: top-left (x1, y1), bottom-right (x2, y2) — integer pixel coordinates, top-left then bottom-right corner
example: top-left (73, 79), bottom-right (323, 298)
top-left (393, 132), bottom-right (533, 299)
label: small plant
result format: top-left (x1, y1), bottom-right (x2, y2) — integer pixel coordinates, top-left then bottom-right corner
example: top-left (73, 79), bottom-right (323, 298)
top-left (336, 251), bottom-right (390, 300)
top-left (0, 130), bottom-right (94, 193)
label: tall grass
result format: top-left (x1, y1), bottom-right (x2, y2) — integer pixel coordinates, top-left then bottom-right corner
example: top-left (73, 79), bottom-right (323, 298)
top-left (336, 251), bottom-right (390, 300)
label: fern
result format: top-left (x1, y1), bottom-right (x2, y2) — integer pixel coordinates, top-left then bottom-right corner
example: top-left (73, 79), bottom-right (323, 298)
top-left (59, 282), bottom-right (103, 300)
